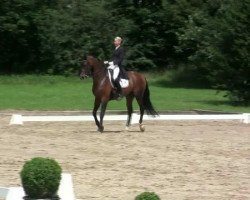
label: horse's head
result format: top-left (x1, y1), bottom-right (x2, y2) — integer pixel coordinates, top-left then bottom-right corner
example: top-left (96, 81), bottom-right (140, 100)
top-left (79, 60), bottom-right (89, 79)
top-left (80, 56), bottom-right (95, 79)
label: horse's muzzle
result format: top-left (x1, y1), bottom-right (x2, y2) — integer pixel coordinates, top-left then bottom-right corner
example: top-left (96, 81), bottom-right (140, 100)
top-left (80, 74), bottom-right (88, 80)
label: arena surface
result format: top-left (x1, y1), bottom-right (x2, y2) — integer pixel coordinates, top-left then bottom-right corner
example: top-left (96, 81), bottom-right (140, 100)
top-left (0, 111), bottom-right (249, 200)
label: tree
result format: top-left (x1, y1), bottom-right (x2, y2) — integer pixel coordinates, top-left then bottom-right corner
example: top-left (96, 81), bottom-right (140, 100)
top-left (177, 0), bottom-right (250, 104)
top-left (105, 0), bottom-right (173, 70)
top-left (0, 0), bottom-right (39, 73)
top-left (0, 0), bottom-right (115, 74)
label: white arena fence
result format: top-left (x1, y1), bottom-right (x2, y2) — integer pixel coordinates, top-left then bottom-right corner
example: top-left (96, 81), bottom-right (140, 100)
top-left (9, 113), bottom-right (250, 125)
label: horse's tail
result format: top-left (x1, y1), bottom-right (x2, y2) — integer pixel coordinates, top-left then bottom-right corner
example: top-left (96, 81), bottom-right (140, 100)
top-left (143, 81), bottom-right (158, 117)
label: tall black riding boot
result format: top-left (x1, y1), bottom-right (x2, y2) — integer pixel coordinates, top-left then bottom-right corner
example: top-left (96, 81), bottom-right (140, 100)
top-left (113, 79), bottom-right (123, 99)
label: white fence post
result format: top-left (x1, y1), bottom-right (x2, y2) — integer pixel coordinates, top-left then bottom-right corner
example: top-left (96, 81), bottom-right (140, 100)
top-left (0, 187), bottom-right (9, 198)
top-left (243, 113), bottom-right (250, 124)
top-left (5, 173), bottom-right (75, 200)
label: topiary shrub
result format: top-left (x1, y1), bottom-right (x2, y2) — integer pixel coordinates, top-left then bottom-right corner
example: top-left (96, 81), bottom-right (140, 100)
top-left (135, 191), bottom-right (161, 200)
top-left (20, 157), bottom-right (62, 199)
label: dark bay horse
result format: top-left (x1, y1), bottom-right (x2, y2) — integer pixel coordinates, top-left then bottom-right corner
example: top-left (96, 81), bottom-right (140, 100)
top-left (80, 55), bottom-right (158, 132)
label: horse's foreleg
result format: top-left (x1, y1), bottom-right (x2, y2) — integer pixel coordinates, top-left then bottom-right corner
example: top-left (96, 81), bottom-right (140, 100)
top-left (93, 98), bottom-right (101, 131)
top-left (99, 102), bottom-right (107, 133)
top-left (126, 95), bottom-right (134, 130)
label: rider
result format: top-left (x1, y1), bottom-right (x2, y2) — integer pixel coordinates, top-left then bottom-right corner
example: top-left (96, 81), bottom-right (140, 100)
top-left (106, 37), bottom-right (128, 97)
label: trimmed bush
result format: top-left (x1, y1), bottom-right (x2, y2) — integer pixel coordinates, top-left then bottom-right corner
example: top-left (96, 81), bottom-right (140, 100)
top-left (135, 191), bottom-right (161, 200)
top-left (20, 157), bottom-right (62, 199)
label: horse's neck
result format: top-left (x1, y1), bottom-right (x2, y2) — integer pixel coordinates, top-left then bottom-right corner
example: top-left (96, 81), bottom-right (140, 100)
top-left (92, 63), bottom-right (107, 82)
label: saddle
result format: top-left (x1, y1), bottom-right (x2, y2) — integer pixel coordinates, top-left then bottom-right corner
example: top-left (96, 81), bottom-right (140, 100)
top-left (107, 62), bottom-right (129, 89)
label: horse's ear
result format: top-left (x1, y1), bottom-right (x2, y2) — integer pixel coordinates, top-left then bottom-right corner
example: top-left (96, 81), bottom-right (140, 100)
top-left (86, 54), bottom-right (94, 60)
top-left (82, 60), bottom-right (86, 66)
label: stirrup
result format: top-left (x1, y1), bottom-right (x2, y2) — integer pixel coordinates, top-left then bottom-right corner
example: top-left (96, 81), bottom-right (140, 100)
top-left (117, 93), bottom-right (123, 100)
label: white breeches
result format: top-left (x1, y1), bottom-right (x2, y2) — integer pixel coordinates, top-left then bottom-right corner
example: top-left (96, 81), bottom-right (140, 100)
top-left (107, 62), bottom-right (120, 80)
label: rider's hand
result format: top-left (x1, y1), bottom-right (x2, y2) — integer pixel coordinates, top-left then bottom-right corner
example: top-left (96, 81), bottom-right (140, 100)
top-left (104, 61), bottom-right (109, 64)
top-left (109, 61), bottom-right (114, 66)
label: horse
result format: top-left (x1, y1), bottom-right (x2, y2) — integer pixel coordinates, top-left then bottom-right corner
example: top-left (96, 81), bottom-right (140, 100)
top-left (80, 55), bottom-right (158, 132)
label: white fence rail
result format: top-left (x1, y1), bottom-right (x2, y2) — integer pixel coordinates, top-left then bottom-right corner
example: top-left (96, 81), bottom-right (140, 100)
top-left (9, 113), bottom-right (250, 125)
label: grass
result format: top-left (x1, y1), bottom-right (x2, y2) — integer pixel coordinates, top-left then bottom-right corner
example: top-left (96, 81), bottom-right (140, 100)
top-left (0, 74), bottom-right (250, 113)
top-left (0, 75), bottom-right (93, 110)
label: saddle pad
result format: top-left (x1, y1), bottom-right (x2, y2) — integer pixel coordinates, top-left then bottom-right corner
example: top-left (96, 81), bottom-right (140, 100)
top-left (119, 78), bottom-right (129, 88)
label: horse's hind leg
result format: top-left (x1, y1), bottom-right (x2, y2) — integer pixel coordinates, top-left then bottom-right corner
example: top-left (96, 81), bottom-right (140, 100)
top-left (136, 96), bottom-right (145, 132)
top-left (125, 95), bottom-right (134, 130)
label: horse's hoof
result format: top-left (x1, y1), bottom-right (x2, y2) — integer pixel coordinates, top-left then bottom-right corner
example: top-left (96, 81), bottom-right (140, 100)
top-left (139, 124), bottom-right (145, 132)
top-left (125, 126), bottom-right (130, 131)
top-left (98, 126), bottom-right (104, 133)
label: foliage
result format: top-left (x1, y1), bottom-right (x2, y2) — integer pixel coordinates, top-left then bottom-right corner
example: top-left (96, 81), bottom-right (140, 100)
top-left (0, 0), bottom-right (249, 103)
top-left (20, 157), bottom-right (62, 199)
top-left (176, 0), bottom-right (250, 104)
top-left (135, 191), bottom-right (161, 200)
top-left (0, 0), bottom-right (114, 74)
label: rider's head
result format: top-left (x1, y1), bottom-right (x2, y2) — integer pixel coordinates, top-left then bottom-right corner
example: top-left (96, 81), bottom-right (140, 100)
top-left (114, 37), bottom-right (122, 47)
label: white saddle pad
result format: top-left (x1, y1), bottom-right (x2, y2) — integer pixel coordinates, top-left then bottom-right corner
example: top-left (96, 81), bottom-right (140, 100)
top-left (107, 70), bottom-right (129, 88)
top-left (119, 78), bottom-right (129, 88)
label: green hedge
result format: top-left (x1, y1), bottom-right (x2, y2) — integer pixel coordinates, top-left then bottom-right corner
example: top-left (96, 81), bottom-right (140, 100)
top-left (135, 191), bottom-right (161, 200)
top-left (20, 157), bottom-right (62, 199)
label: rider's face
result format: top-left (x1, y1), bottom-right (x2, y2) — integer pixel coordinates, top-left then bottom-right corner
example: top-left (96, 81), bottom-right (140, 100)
top-left (114, 39), bottom-right (121, 47)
